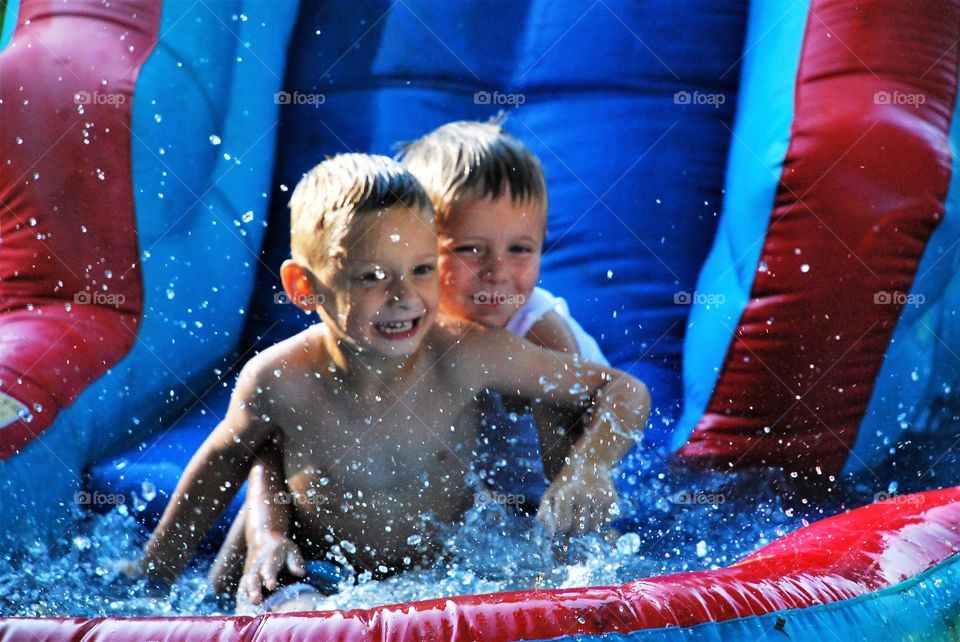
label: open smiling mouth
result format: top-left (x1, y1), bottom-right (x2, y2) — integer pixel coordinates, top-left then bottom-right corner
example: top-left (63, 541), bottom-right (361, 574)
top-left (373, 315), bottom-right (422, 340)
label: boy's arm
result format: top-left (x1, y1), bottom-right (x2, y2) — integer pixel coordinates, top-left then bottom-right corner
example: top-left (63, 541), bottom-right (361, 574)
top-left (466, 327), bottom-right (650, 534)
top-left (239, 435), bottom-right (305, 605)
top-left (136, 363), bottom-right (276, 582)
top-left (522, 311), bottom-right (585, 478)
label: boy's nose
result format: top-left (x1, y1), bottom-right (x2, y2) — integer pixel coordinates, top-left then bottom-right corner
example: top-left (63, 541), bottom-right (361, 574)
top-left (388, 277), bottom-right (416, 306)
top-left (480, 254), bottom-right (508, 284)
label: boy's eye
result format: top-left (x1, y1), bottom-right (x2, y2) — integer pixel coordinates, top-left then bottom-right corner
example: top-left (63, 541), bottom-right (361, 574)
top-left (509, 244), bottom-right (534, 254)
top-left (412, 263), bottom-right (436, 276)
top-left (358, 269), bottom-right (387, 283)
top-left (454, 245), bottom-right (481, 255)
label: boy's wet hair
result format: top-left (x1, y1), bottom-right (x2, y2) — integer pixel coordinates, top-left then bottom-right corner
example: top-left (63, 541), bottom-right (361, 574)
top-left (289, 153), bottom-right (433, 268)
top-left (397, 119), bottom-right (547, 229)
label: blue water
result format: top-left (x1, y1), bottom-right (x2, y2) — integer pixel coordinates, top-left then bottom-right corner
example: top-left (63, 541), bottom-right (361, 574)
top-left (2, 418), bottom-right (957, 617)
top-left (0, 457), bottom-right (813, 617)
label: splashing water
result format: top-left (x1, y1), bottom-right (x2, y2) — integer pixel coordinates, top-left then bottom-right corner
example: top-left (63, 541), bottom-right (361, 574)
top-left (0, 451), bottom-right (828, 618)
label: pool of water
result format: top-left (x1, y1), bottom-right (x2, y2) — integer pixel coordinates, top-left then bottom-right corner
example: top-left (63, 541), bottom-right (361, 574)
top-left (0, 464), bottom-right (811, 617)
top-left (2, 418), bottom-right (957, 619)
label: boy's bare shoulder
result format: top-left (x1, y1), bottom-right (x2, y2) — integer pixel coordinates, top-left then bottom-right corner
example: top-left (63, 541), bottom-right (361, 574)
top-left (235, 325), bottom-right (327, 391)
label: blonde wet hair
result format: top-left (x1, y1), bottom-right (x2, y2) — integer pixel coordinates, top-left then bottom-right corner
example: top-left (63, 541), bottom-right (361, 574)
top-left (289, 153), bottom-right (433, 269)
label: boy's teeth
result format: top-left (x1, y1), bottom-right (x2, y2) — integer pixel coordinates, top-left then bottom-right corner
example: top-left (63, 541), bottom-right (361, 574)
top-left (379, 320), bottom-right (414, 334)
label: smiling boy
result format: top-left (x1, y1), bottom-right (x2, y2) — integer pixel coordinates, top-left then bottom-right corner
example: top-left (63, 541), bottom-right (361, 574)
top-left (131, 154), bottom-right (649, 593)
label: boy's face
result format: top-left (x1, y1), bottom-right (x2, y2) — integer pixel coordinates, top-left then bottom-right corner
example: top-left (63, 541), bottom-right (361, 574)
top-left (437, 194), bottom-right (545, 328)
top-left (314, 205), bottom-right (439, 359)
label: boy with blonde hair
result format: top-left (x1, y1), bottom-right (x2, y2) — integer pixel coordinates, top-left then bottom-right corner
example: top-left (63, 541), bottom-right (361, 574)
top-left (400, 119), bottom-right (610, 489)
top-left (133, 154), bottom-right (648, 608)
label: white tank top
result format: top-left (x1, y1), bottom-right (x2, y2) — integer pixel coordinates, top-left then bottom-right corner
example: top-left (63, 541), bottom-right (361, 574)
top-left (505, 287), bottom-right (609, 366)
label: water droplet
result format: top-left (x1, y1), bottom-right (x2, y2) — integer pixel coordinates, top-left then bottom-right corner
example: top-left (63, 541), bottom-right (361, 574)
top-left (800, 263), bottom-right (810, 273)
top-left (208, 135), bottom-right (222, 145)
top-left (241, 210), bottom-right (254, 223)
top-left (406, 534), bottom-right (421, 546)
top-left (615, 532), bottom-right (640, 555)
top-left (538, 376), bottom-right (558, 393)
top-left (568, 382), bottom-right (587, 395)
top-left (390, 233), bottom-right (400, 243)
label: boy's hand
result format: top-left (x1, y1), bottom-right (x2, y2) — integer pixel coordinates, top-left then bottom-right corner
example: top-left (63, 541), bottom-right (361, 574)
top-left (117, 557), bottom-right (178, 585)
top-left (537, 464), bottom-right (619, 536)
top-left (238, 532), bottom-right (306, 605)
top-left (118, 559), bottom-right (146, 579)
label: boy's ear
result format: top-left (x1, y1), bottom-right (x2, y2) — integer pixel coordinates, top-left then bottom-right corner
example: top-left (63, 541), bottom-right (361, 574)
top-left (280, 259), bottom-right (326, 312)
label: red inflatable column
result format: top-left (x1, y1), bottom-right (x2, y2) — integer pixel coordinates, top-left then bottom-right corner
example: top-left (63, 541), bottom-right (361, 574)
top-left (678, 0), bottom-right (960, 478)
top-left (0, 0), bottom-right (159, 457)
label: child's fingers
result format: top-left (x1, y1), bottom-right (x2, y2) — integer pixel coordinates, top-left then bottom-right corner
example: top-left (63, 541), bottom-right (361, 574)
top-left (262, 554), bottom-right (284, 591)
top-left (118, 559), bottom-right (145, 578)
top-left (574, 502), bottom-right (599, 534)
top-left (241, 571), bottom-right (264, 605)
top-left (286, 546), bottom-right (306, 577)
top-left (554, 498), bottom-right (574, 535)
top-left (536, 496), bottom-right (557, 536)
